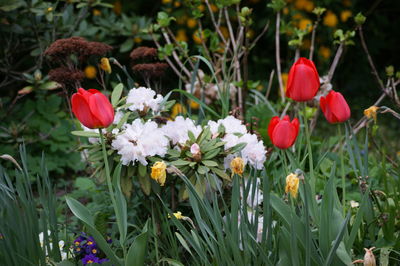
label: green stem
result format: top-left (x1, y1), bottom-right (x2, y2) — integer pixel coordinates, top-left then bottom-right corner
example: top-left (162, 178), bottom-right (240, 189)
top-left (302, 103), bottom-right (315, 194)
top-left (99, 129), bottom-right (126, 257)
top-left (338, 125), bottom-right (346, 216)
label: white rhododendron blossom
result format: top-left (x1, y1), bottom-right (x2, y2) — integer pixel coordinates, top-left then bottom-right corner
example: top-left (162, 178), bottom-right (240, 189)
top-left (126, 87), bottom-right (163, 113)
top-left (112, 119), bottom-right (168, 165)
top-left (238, 133), bottom-right (266, 169)
top-left (209, 116), bottom-right (266, 169)
top-left (208, 115), bottom-right (247, 135)
top-left (162, 116), bottom-right (202, 145)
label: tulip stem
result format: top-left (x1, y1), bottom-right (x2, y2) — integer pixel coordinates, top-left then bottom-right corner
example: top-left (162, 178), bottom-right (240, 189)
top-left (338, 125), bottom-right (346, 216)
top-left (99, 129), bottom-right (126, 256)
top-left (302, 103), bottom-right (315, 193)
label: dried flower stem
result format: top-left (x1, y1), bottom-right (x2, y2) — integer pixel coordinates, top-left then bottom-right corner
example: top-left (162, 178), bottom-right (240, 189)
top-left (308, 19), bottom-right (320, 61)
top-left (327, 42), bottom-right (344, 83)
top-left (275, 12), bottom-right (285, 102)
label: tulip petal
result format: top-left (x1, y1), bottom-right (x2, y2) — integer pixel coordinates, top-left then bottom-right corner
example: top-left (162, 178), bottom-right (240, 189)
top-left (286, 57), bottom-right (320, 102)
top-left (71, 93), bottom-right (101, 129)
top-left (290, 118), bottom-right (300, 145)
top-left (272, 121), bottom-right (295, 149)
top-left (329, 91), bottom-right (351, 123)
top-left (320, 95), bottom-right (336, 123)
top-left (268, 116), bottom-right (280, 141)
top-left (88, 92), bottom-right (115, 128)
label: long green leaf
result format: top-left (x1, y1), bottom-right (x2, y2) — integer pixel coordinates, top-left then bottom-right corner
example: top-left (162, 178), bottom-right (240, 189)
top-left (125, 221), bottom-right (149, 266)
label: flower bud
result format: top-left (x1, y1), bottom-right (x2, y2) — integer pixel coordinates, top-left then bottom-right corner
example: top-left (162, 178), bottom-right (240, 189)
top-left (230, 157), bottom-right (245, 176)
top-left (150, 161), bottom-right (167, 186)
top-left (355, 12), bottom-right (366, 25)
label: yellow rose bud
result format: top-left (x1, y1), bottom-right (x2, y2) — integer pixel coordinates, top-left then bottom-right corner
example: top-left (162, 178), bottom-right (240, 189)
top-left (363, 106), bottom-right (379, 123)
top-left (230, 157), bottom-right (244, 176)
top-left (84, 65), bottom-right (97, 79)
top-left (285, 173), bottom-right (300, 198)
top-left (151, 161), bottom-right (167, 186)
top-left (100, 58), bottom-right (112, 74)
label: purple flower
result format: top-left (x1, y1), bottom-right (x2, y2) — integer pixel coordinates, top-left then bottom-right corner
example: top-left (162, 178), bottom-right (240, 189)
top-left (82, 254), bottom-right (100, 265)
top-left (86, 236), bottom-right (96, 247)
top-left (74, 235), bottom-right (85, 247)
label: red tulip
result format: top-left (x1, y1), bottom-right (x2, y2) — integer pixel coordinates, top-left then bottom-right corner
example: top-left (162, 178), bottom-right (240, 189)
top-left (320, 90), bottom-right (351, 123)
top-left (71, 88), bottom-right (114, 129)
top-left (268, 115), bottom-right (300, 149)
top-left (286, 57), bottom-right (320, 102)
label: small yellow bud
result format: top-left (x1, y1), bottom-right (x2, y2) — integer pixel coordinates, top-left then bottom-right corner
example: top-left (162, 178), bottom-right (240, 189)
top-left (100, 58), bottom-right (112, 74)
top-left (363, 106), bottom-right (379, 123)
top-left (151, 161), bottom-right (167, 186)
top-left (168, 211), bottom-right (183, 219)
top-left (285, 173), bottom-right (300, 198)
top-left (230, 157), bottom-right (244, 176)
top-left (84, 65), bottom-right (97, 79)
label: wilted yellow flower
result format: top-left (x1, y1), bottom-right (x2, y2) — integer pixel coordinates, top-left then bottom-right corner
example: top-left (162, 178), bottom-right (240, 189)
top-left (188, 99), bottom-right (200, 109)
top-left (319, 46), bottom-right (331, 60)
top-left (230, 157), bottom-right (244, 176)
top-left (151, 161), bottom-right (167, 186)
top-left (134, 37), bottom-right (143, 43)
top-left (364, 106), bottom-right (379, 122)
top-left (323, 11), bottom-right (338, 27)
top-left (298, 18), bottom-right (313, 32)
top-left (168, 211), bottom-right (183, 219)
top-left (285, 173), bottom-right (300, 198)
top-left (113, 0), bottom-right (122, 15)
top-left (176, 29), bottom-right (188, 42)
top-left (340, 10), bottom-right (352, 22)
top-left (187, 18), bottom-right (197, 28)
top-left (171, 103), bottom-right (187, 118)
top-left (100, 58), bottom-right (112, 74)
top-left (84, 65), bottom-right (97, 79)
top-left (92, 9), bottom-right (101, 16)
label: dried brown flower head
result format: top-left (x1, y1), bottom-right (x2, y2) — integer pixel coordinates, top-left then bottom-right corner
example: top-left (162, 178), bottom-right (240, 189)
top-left (48, 67), bottom-right (84, 86)
top-left (132, 63), bottom-right (169, 79)
top-left (45, 36), bottom-right (112, 63)
top-left (130, 47), bottom-right (158, 62)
